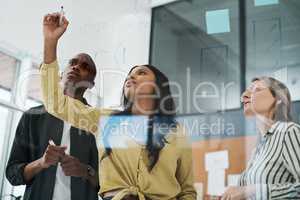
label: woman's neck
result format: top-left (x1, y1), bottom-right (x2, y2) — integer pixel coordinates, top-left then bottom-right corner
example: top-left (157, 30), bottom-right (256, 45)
top-left (256, 112), bottom-right (275, 136)
top-left (131, 98), bottom-right (156, 115)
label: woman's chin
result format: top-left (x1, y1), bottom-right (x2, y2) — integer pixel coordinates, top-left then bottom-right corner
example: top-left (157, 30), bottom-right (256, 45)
top-left (243, 108), bottom-right (255, 117)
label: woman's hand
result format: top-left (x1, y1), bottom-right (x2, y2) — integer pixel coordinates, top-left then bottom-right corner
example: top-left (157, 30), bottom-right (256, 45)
top-left (221, 186), bottom-right (255, 200)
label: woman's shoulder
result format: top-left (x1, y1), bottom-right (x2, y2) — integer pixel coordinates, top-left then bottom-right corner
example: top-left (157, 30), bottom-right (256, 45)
top-left (273, 121), bottom-right (300, 132)
top-left (100, 108), bottom-right (119, 115)
top-left (286, 121), bottom-right (300, 134)
top-left (276, 121), bottom-right (300, 139)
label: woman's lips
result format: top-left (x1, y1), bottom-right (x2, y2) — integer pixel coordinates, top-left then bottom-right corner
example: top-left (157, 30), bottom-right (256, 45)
top-left (244, 101), bottom-right (251, 107)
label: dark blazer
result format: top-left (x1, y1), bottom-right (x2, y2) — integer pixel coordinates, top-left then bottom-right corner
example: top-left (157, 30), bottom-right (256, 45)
top-left (5, 104), bottom-right (99, 200)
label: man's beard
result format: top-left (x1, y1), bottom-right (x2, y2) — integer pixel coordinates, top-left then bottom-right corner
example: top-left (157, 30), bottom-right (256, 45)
top-left (63, 81), bottom-right (79, 96)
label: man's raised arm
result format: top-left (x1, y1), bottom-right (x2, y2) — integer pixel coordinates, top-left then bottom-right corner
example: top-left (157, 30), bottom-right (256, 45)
top-left (43, 13), bottom-right (69, 64)
top-left (40, 13), bottom-right (107, 135)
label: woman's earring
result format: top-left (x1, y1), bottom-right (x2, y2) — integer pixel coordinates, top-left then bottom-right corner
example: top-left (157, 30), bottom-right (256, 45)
top-left (276, 100), bottom-right (282, 105)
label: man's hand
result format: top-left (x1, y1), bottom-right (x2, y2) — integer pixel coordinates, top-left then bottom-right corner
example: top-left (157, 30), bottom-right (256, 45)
top-left (23, 144), bottom-right (66, 182)
top-left (43, 13), bottom-right (69, 42)
top-left (43, 13), bottom-right (69, 64)
top-left (39, 144), bottom-right (67, 169)
top-left (60, 154), bottom-right (88, 178)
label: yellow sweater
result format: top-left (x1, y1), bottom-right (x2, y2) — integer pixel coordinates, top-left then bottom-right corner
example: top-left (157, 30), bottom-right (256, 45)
top-left (40, 60), bottom-right (196, 200)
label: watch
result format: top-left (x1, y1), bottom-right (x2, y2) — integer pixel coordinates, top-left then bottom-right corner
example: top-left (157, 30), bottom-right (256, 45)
top-left (86, 165), bottom-right (96, 178)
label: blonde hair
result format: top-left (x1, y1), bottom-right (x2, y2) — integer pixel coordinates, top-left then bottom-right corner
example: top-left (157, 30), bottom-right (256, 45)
top-left (252, 76), bottom-right (292, 122)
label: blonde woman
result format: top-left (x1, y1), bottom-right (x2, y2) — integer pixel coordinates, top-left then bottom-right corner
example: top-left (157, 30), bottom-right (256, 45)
top-left (222, 77), bottom-right (300, 200)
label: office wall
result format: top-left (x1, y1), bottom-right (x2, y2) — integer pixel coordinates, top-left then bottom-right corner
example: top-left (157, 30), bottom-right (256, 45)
top-left (0, 0), bottom-right (153, 197)
top-left (0, 0), bottom-right (152, 108)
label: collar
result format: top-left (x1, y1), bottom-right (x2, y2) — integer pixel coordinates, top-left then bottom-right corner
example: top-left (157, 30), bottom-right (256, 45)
top-left (82, 97), bottom-right (89, 106)
top-left (265, 121), bottom-right (281, 136)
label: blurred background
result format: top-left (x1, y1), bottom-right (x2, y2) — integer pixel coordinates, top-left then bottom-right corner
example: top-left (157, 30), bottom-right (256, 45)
top-left (0, 0), bottom-right (300, 199)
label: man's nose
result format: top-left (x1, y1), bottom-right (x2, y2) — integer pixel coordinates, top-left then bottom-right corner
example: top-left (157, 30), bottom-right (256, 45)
top-left (71, 65), bottom-right (80, 71)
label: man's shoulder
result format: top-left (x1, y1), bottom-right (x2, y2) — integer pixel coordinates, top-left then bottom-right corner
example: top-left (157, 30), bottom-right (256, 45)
top-left (24, 104), bottom-right (47, 116)
top-left (24, 105), bottom-right (64, 124)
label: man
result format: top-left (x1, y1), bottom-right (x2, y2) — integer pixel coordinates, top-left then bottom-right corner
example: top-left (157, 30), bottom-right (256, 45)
top-left (6, 52), bottom-right (100, 200)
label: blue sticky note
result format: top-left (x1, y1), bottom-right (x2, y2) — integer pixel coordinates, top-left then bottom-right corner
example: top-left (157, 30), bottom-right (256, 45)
top-left (255, 0), bottom-right (279, 6)
top-left (206, 9), bottom-right (230, 34)
top-left (98, 115), bottom-right (149, 148)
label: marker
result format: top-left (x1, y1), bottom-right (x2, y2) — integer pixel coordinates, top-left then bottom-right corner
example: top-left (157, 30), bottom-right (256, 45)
top-left (49, 140), bottom-right (56, 146)
top-left (59, 6), bottom-right (65, 26)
